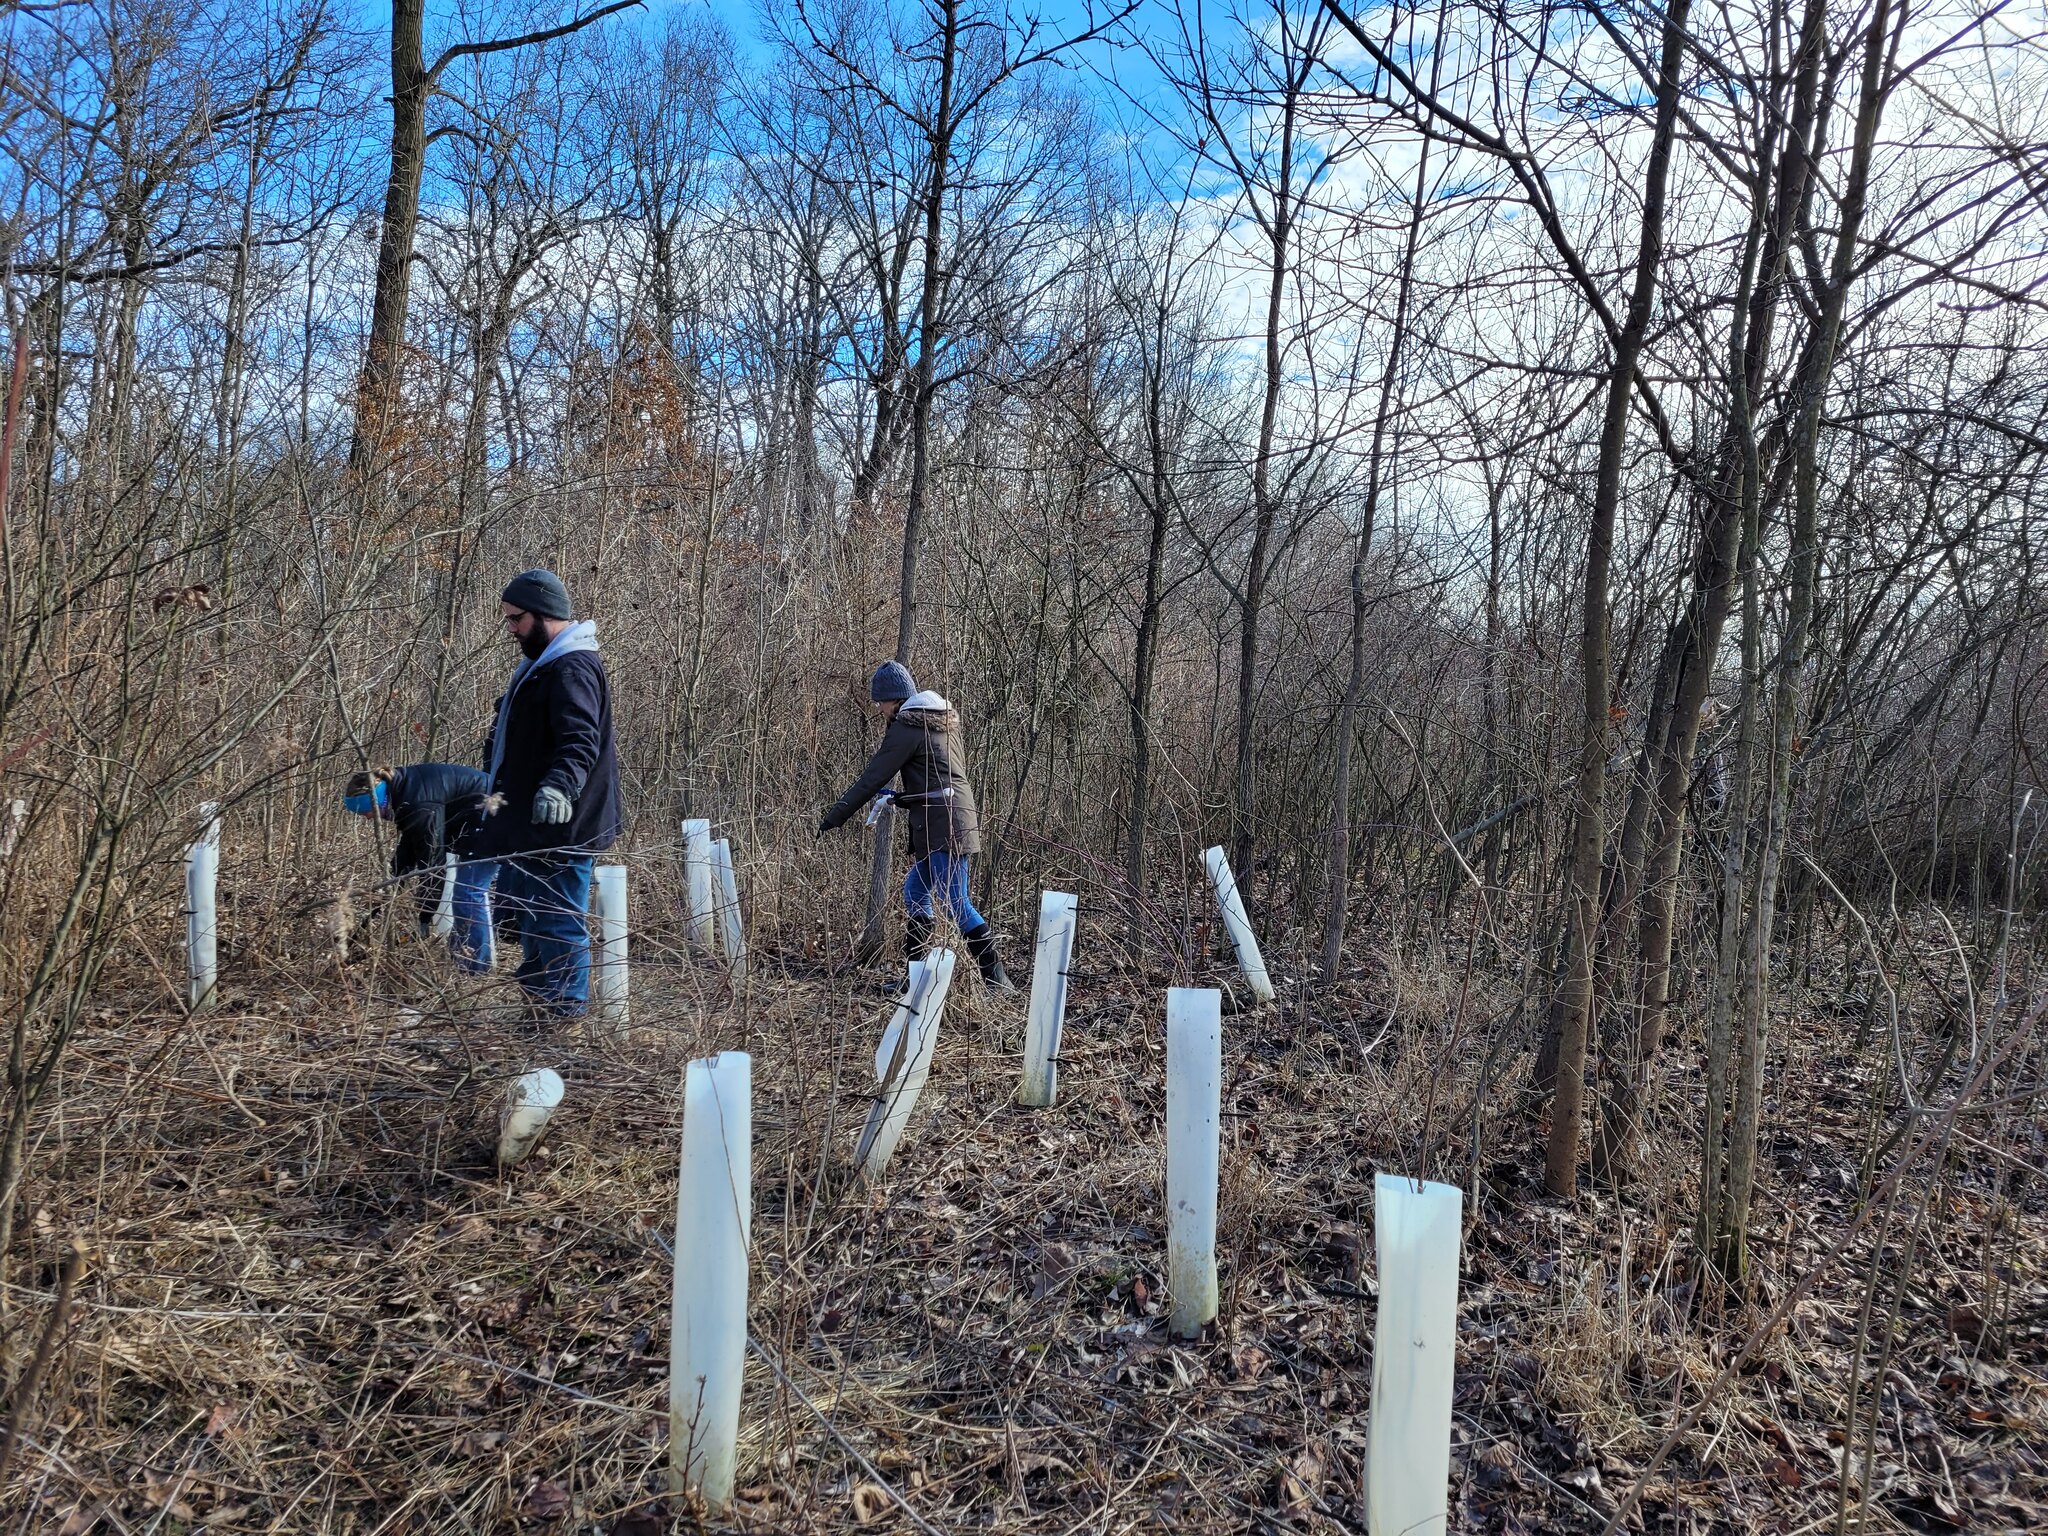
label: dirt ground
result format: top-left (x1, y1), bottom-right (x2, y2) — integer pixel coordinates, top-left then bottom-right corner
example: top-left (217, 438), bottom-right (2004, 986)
top-left (5, 888), bottom-right (2044, 1534)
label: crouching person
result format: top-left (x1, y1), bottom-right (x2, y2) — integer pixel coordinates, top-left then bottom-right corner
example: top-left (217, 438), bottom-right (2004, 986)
top-left (474, 569), bottom-right (622, 1020)
top-left (344, 764), bottom-right (499, 970)
top-left (818, 662), bottom-right (1013, 990)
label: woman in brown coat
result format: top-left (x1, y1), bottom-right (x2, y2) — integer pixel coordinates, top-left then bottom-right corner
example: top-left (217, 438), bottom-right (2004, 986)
top-left (819, 662), bottom-right (1013, 989)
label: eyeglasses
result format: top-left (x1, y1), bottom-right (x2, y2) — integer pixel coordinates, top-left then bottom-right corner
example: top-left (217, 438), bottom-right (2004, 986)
top-left (502, 610), bottom-right (530, 627)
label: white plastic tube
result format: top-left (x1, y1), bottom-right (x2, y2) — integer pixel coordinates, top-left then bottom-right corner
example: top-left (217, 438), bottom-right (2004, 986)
top-left (671, 1052), bottom-right (752, 1508)
top-left (1203, 846), bottom-right (1275, 1005)
top-left (1165, 986), bottom-right (1222, 1339)
top-left (1367, 1173), bottom-right (1464, 1536)
top-left (855, 949), bottom-right (956, 1181)
top-left (592, 863), bottom-right (629, 1026)
top-left (681, 818), bottom-right (714, 947)
top-left (185, 837), bottom-right (218, 1011)
top-left (1017, 890), bottom-right (1077, 1107)
top-left (711, 838), bottom-right (746, 977)
top-left (429, 851), bottom-right (456, 939)
top-left (496, 1067), bottom-right (565, 1167)
top-left (0, 798), bottom-right (27, 861)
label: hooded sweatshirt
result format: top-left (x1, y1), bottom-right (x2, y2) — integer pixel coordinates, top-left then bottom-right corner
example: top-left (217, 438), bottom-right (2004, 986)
top-left (475, 619), bottom-right (622, 858)
top-left (821, 690), bottom-right (982, 858)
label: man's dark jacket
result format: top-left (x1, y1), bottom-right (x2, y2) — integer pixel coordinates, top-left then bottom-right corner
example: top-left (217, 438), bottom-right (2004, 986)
top-left (475, 648), bottom-right (622, 859)
top-left (820, 698), bottom-right (982, 858)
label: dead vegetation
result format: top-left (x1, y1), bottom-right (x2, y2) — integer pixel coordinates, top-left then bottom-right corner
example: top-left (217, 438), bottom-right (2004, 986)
top-left (3, 867), bottom-right (2041, 1535)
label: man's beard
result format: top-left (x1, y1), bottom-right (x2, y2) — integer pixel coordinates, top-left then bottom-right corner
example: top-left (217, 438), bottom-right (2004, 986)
top-left (518, 626), bottom-right (549, 660)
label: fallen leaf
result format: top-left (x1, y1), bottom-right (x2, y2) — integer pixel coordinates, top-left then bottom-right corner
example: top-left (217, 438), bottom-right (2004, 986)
top-left (1272, 1442), bottom-right (1323, 1519)
top-left (142, 1472), bottom-right (194, 1521)
top-left (523, 1480), bottom-right (570, 1521)
top-left (1228, 1344), bottom-right (1270, 1381)
top-left (611, 1506), bottom-right (667, 1536)
top-left (850, 1483), bottom-right (891, 1526)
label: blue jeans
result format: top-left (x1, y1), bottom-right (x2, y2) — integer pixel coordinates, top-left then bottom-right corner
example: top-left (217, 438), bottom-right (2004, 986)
top-left (496, 853), bottom-right (594, 1015)
top-left (904, 851), bottom-right (986, 932)
top-left (449, 857), bottom-right (498, 975)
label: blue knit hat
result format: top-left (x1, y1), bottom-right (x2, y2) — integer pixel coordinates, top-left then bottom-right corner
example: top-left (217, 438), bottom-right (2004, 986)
top-left (869, 661), bottom-right (915, 703)
top-left (501, 569), bottom-right (572, 620)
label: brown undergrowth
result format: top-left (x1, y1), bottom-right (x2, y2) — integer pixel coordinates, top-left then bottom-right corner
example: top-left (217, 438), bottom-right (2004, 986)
top-left (0, 878), bottom-right (2043, 1534)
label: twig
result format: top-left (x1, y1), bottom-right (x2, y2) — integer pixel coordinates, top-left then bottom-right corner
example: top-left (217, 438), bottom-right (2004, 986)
top-left (0, 1242), bottom-right (84, 1487)
top-left (745, 1334), bottom-right (950, 1536)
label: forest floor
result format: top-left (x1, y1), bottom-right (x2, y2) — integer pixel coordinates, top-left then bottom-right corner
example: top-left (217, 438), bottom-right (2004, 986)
top-left (5, 889), bottom-right (2045, 1534)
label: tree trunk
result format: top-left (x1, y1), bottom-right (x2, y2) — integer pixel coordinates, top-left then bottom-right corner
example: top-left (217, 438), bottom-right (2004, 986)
top-left (1230, 85), bottom-right (1295, 886)
top-left (1124, 371), bottom-right (1171, 938)
top-left (1321, 99), bottom-right (1433, 981)
top-left (350, 0), bottom-right (430, 480)
top-left (1705, 0), bottom-right (1898, 1278)
top-left (859, 0), bottom-right (960, 964)
top-left (1597, 0), bottom-right (1828, 1181)
top-left (1544, 0), bottom-right (1693, 1199)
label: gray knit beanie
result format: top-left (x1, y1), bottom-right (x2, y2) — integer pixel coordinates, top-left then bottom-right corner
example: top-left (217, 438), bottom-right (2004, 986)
top-left (501, 569), bottom-right (572, 620)
top-left (869, 660), bottom-right (915, 703)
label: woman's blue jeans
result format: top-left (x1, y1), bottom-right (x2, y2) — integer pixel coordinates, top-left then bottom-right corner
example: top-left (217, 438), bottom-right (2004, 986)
top-left (449, 857), bottom-right (498, 974)
top-left (904, 851), bottom-right (986, 932)
top-left (495, 853), bottom-right (594, 1015)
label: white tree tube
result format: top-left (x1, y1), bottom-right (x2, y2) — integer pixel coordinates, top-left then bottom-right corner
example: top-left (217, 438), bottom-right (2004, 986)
top-left (0, 798), bottom-right (27, 862)
top-left (1203, 846), bottom-right (1275, 1005)
top-left (185, 837), bottom-right (218, 1011)
top-left (1017, 890), bottom-right (1077, 1107)
top-left (591, 864), bottom-right (629, 1026)
top-left (1367, 1173), bottom-right (1464, 1536)
top-left (711, 838), bottom-right (746, 977)
top-left (429, 851), bottom-right (456, 939)
top-left (197, 800), bottom-right (222, 851)
top-left (681, 818), bottom-right (714, 947)
top-left (589, 863), bottom-right (629, 1027)
top-left (854, 949), bottom-right (956, 1181)
top-left (496, 1067), bottom-right (565, 1167)
top-left (671, 1052), bottom-right (752, 1509)
top-left (1166, 986), bottom-right (1222, 1339)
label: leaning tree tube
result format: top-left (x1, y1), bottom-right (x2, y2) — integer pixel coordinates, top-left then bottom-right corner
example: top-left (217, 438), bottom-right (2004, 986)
top-left (1204, 847), bottom-right (1274, 1004)
top-left (856, 951), bottom-right (957, 1180)
top-left (496, 1067), bottom-right (565, 1168)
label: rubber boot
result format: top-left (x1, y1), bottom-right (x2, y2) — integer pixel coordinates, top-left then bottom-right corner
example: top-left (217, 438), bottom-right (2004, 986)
top-left (905, 913), bottom-right (934, 965)
top-left (963, 923), bottom-right (1016, 992)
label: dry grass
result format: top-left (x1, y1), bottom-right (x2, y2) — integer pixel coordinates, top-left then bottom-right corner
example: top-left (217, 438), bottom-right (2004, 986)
top-left (0, 869), bottom-right (2043, 1534)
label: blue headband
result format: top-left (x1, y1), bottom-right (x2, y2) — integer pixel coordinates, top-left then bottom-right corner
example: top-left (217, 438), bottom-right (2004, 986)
top-left (344, 779), bottom-right (389, 815)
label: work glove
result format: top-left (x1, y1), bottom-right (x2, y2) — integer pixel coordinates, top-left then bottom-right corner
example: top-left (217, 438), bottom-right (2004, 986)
top-left (533, 786), bottom-right (574, 825)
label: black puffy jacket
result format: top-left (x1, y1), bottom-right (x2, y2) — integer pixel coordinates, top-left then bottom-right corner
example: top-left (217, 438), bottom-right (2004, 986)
top-left (384, 762), bottom-right (492, 926)
top-left (820, 695), bottom-right (982, 858)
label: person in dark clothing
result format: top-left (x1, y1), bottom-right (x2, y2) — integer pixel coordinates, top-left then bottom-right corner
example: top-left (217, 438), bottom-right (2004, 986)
top-left (343, 763), bottom-right (497, 971)
top-left (819, 661), bottom-right (1013, 990)
top-left (472, 569), bottom-right (623, 1017)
